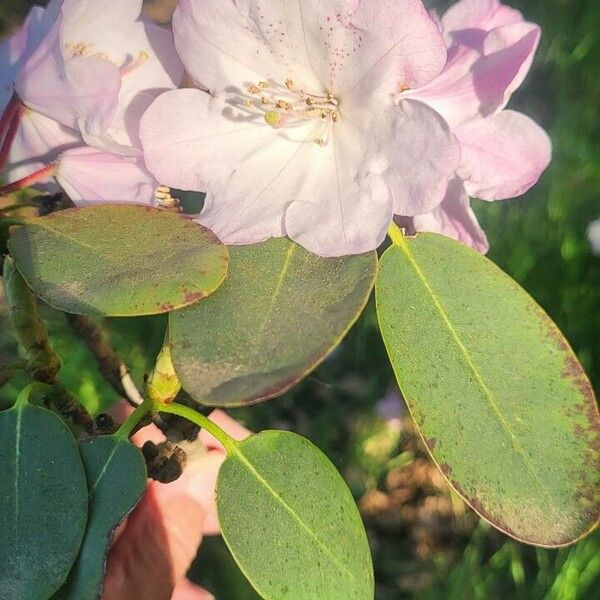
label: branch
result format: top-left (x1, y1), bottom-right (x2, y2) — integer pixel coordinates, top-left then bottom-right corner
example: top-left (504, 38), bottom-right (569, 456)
top-left (3, 257), bottom-right (95, 433)
top-left (66, 313), bottom-right (145, 407)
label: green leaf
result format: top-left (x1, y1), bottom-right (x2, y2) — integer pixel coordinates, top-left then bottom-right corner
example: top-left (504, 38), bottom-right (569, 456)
top-left (0, 402), bottom-right (88, 598)
top-left (376, 233), bottom-right (600, 547)
top-left (58, 436), bottom-right (147, 600)
top-left (217, 431), bottom-right (374, 600)
top-left (8, 204), bottom-right (229, 317)
top-left (170, 238), bottom-right (377, 406)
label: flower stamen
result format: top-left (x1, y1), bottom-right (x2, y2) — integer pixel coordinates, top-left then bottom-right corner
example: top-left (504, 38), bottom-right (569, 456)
top-left (242, 78), bottom-right (339, 140)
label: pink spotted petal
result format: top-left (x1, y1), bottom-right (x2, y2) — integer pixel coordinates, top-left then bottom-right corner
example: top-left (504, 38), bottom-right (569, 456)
top-left (173, 0), bottom-right (446, 99)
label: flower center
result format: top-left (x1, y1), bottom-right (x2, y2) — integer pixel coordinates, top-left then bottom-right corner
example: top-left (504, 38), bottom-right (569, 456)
top-left (243, 79), bottom-right (339, 146)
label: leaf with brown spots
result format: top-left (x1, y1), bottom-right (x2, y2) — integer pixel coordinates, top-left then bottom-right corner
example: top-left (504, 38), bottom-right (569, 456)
top-left (169, 237), bottom-right (377, 406)
top-left (376, 233), bottom-right (600, 547)
top-left (8, 205), bottom-right (228, 317)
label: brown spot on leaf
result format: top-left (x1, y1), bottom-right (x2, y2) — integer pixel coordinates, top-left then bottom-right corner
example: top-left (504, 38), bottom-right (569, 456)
top-left (425, 438), bottom-right (437, 450)
top-left (183, 290), bottom-right (204, 305)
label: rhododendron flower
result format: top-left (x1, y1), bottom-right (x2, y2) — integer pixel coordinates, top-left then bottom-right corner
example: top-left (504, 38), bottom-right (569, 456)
top-left (141, 0), bottom-right (461, 257)
top-left (0, 0), bottom-right (120, 156)
top-left (0, 0), bottom-right (183, 205)
top-left (404, 0), bottom-right (552, 252)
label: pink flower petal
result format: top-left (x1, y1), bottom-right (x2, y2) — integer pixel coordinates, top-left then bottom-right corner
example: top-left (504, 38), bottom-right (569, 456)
top-left (285, 165), bottom-right (392, 257)
top-left (140, 88), bottom-right (285, 192)
top-left (16, 18), bottom-right (122, 136)
top-left (173, 0), bottom-right (320, 94)
top-left (478, 22), bottom-right (540, 112)
top-left (409, 21), bottom-right (540, 126)
top-left (442, 0), bottom-right (523, 43)
top-left (0, 3), bottom-right (60, 112)
top-left (7, 109), bottom-right (79, 184)
top-left (456, 109), bottom-right (552, 200)
top-left (141, 88), bottom-right (310, 246)
top-left (413, 177), bottom-right (489, 253)
top-left (292, 0), bottom-right (447, 96)
top-left (60, 0), bottom-right (183, 148)
top-left (56, 147), bottom-right (157, 205)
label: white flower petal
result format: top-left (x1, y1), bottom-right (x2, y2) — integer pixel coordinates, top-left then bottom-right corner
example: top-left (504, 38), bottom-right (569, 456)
top-left (173, 0), bottom-right (320, 94)
top-left (385, 100), bottom-right (461, 216)
top-left (7, 109), bottom-right (80, 182)
top-left (141, 88), bottom-right (306, 192)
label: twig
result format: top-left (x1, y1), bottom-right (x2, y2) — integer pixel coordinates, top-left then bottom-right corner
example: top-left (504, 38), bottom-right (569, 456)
top-left (66, 313), bottom-right (200, 441)
top-left (3, 257), bottom-right (95, 433)
top-left (66, 313), bottom-right (145, 407)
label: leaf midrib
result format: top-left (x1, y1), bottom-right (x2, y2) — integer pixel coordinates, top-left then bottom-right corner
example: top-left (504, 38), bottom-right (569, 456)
top-left (88, 442), bottom-right (120, 496)
top-left (395, 241), bottom-right (553, 501)
top-left (232, 443), bottom-right (357, 582)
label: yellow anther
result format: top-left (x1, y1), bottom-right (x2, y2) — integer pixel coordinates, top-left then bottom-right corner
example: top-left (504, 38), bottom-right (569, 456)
top-left (258, 81), bottom-right (270, 89)
top-left (247, 85), bottom-right (261, 95)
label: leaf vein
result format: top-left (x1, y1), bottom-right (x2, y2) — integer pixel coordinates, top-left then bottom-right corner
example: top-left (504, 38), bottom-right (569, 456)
top-left (397, 241), bottom-right (553, 500)
top-left (233, 445), bottom-right (356, 581)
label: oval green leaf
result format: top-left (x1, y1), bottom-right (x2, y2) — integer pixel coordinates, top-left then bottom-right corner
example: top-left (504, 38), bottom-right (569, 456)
top-left (376, 233), bottom-right (600, 547)
top-left (170, 238), bottom-right (377, 406)
top-left (0, 402), bottom-right (88, 598)
top-left (58, 436), bottom-right (147, 600)
top-left (217, 431), bottom-right (374, 599)
top-left (8, 205), bottom-right (229, 317)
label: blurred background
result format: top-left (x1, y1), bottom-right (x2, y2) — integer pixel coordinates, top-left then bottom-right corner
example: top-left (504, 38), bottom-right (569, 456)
top-left (1, 0), bottom-right (599, 598)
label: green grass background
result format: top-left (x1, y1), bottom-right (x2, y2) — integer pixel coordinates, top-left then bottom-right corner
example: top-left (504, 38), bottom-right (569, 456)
top-left (1, 0), bottom-right (599, 598)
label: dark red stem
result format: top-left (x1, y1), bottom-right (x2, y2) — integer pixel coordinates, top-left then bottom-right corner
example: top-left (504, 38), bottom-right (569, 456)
top-left (0, 164), bottom-right (57, 195)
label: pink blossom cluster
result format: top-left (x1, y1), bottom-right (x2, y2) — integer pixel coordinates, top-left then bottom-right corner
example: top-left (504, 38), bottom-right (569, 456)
top-left (0, 0), bottom-right (551, 257)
